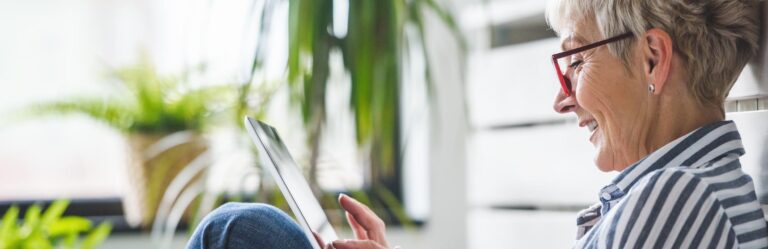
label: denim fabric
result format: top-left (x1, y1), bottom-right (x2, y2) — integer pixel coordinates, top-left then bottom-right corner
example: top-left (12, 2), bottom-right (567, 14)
top-left (186, 203), bottom-right (314, 249)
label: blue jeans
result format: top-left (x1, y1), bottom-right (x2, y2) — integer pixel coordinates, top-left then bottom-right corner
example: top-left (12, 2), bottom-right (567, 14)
top-left (186, 203), bottom-right (314, 249)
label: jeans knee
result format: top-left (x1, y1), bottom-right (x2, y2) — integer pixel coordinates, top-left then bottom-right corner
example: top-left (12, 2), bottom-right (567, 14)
top-left (199, 203), bottom-right (289, 231)
top-left (212, 203), bottom-right (283, 219)
top-left (188, 203), bottom-right (311, 249)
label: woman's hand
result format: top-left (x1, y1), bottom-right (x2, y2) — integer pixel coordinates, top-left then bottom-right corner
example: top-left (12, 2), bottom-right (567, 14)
top-left (316, 194), bottom-right (392, 249)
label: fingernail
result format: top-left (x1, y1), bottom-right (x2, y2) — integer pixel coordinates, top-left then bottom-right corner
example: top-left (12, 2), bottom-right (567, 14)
top-left (339, 193), bottom-right (349, 200)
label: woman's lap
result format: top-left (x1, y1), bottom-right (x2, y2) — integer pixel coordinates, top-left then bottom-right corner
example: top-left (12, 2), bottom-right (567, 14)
top-left (186, 202), bottom-right (314, 249)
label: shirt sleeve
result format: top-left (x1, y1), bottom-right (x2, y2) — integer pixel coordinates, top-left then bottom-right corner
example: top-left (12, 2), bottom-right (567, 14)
top-left (589, 169), bottom-right (735, 249)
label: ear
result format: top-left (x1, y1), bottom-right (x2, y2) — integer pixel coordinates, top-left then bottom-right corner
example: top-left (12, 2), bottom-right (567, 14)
top-left (642, 28), bottom-right (674, 95)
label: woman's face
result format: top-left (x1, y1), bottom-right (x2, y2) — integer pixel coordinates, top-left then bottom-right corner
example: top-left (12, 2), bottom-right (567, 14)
top-left (553, 18), bottom-right (651, 172)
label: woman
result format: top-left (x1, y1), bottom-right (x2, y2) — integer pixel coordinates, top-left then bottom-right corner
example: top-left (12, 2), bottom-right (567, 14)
top-left (546, 0), bottom-right (768, 247)
top-left (187, 0), bottom-right (768, 248)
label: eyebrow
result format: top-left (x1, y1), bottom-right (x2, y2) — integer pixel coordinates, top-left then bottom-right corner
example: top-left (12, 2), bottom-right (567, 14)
top-left (560, 34), bottom-right (590, 51)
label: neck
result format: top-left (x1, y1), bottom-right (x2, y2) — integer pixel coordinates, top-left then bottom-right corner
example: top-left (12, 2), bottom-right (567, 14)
top-left (618, 85), bottom-right (723, 172)
top-left (649, 103), bottom-right (722, 151)
top-left (649, 89), bottom-right (723, 162)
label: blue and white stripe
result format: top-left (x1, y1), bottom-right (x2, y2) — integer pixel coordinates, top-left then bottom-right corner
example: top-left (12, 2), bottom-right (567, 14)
top-left (574, 121), bottom-right (768, 248)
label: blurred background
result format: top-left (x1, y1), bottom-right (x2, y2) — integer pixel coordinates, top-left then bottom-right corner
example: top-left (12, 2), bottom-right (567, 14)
top-left (0, 0), bottom-right (767, 248)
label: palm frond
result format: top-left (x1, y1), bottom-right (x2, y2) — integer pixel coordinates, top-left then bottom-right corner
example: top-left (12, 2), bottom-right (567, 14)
top-left (28, 98), bottom-right (134, 132)
top-left (25, 57), bottom-right (238, 134)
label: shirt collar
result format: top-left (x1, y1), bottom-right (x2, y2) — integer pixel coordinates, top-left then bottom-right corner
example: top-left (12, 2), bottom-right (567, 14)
top-left (597, 120), bottom-right (745, 208)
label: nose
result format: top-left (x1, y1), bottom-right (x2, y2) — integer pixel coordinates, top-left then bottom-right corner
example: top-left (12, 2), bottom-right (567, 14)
top-left (553, 85), bottom-right (577, 114)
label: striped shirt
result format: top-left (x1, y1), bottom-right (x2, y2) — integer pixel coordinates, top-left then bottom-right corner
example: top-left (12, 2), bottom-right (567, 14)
top-left (574, 121), bottom-right (768, 249)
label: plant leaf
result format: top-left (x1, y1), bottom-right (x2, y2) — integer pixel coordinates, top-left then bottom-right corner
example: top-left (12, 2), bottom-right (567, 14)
top-left (21, 233), bottom-right (53, 249)
top-left (0, 206), bottom-right (20, 248)
top-left (48, 217), bottom-right (92, 237)
top-left (81, 222), bottom-right (111, 249)
top-left (24, 56), bottom-right (241, 134)
top-left (27, 99), bottom-right (133, 132)
top-left (41, 200), bottom-right (69, 228)
top-left (62, 232), bottom-right (78, 249)
top-left (20, 205), bottom-right (42, 238)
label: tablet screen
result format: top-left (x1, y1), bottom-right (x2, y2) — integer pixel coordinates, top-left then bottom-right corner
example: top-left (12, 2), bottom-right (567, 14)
top-left (245, 117), bottom-right (338, 248)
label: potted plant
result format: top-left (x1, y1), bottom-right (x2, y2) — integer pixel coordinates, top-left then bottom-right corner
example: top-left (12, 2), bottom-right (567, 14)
top-left (28, 57), bottom-right (234, 228)
top-left (0, 200), bottom-right (112, 249)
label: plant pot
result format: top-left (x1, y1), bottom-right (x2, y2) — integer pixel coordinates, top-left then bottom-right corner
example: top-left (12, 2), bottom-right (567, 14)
top-left (122, 132), bottom-right (207, 228)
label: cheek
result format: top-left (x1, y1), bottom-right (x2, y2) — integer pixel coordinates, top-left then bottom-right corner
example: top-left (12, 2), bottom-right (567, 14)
top-left (577, 62), bottom-right (643, 171)
top-left (574, 61), bottom-right (637, 118)
top-left (574, 69), bottom-right (612, 114)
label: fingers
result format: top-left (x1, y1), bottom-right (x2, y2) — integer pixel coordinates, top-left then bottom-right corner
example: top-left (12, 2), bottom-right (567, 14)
top-left (346, 211), bottom-right (369, 240)
top-left (338, 194), bottom-right (388, 246)
top-left (331, 240), bottom-right (387, 249)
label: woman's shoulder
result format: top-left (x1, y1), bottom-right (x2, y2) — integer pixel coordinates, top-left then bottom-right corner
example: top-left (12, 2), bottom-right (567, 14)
top-left (630, 158), bottom-right (755, 201)
top-left (618, 157), bottom-right (758, 222)
top-left (606, 163), bottom-right (768, 248)
top-left (647, 156), bottom-right (753, 193)
top-left (621, 159), bottom-right (768, 247)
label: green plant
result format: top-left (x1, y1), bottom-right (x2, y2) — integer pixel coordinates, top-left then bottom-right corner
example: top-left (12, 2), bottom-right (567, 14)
top-left (0, 200), bottom-right (112, 249)
top-left (27, 56), bottom-right (234, 134)
top-left (281, 0), bottom-right (464, 223)
top-left (23, 56), bottom-right (241, 228)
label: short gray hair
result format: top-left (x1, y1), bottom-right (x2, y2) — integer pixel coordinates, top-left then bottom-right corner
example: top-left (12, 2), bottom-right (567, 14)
top-left (546, 0), bottom-right (760, 108)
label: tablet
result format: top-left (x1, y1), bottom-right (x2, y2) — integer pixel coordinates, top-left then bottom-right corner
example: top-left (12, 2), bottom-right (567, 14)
top-left (244, 117), bottom-right (338, 249)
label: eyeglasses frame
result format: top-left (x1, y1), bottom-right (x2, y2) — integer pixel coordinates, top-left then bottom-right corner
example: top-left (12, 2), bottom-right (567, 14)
top-left (552, 32), bottom-right (634, 97)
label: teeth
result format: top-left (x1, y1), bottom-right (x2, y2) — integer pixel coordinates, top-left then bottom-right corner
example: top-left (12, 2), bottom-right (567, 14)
top-left (587, 120), bottom-right (598, 132)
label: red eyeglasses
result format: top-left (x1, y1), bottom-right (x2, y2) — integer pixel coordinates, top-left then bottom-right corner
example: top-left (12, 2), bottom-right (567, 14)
top-left (552, 32), bottom-right (634, 96)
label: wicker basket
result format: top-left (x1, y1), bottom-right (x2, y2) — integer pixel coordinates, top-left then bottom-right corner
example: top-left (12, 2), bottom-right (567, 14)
top-left (122, 133), bottom-right (207, 228)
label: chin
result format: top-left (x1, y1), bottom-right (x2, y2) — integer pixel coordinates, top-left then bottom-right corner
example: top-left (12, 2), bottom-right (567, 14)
top-left (593, 149), bottom-right (619, 172)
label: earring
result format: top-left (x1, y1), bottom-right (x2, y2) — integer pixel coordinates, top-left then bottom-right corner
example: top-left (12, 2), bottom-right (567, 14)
top-left (648, 84), bottom-right (656, 94)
